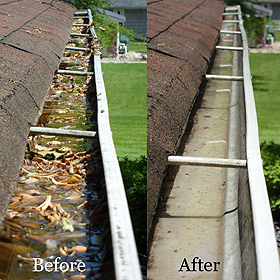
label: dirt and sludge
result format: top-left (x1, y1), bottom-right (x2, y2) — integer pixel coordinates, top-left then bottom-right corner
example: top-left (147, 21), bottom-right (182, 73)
top-left (0, 19), bottom-right (114, 280)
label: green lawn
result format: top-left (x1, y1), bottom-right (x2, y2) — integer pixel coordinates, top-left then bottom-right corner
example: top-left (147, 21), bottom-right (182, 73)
top-left (129, 42), bottom-right (147, 52)
top-left (275, 30), bottom-right (280, 42)
top-left (101, 63), bottom-right (147, 159)
top-left (250, 53), bottom-right (280, 143)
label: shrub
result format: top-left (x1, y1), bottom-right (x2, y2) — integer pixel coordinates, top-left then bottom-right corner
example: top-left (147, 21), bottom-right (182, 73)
top-left (260, 141), bottom-right (280, 220)
top-left (119, 156), bottom-right (147, 254)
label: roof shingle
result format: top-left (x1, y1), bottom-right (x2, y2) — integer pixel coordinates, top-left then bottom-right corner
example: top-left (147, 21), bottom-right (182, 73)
top-left (147, 0), bottom-right (225, 233)
top-left (108, 0), bottom-right (146, 9)
top-left (0, 0), bottom-right (75, 225)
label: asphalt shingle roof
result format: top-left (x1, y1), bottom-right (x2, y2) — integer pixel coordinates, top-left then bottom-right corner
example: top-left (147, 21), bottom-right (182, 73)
top-left (147, 0), bottom-right (225, 233)
top-left (108, 0), bottom-right (146, 9)
top-left (255, 0), bottom-right (280, 3)
top-left (0, 0), bottom-right (75, 225)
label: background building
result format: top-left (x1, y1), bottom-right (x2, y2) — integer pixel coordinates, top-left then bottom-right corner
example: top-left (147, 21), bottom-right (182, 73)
top-left (256, 0), bottom-right (280, 23)
top-left (107, 0), bottom-right (147, 38)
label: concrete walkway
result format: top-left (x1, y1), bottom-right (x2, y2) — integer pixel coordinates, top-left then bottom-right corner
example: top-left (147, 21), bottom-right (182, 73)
top-left (249, 42), bottom-right (280, 53)
top-left (101, 51), bottom-right (147, 63)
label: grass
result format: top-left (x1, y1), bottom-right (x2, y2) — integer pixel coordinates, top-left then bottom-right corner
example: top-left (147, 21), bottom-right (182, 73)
top-left (101, 63), bottom-right (147, 159)
top-left (275, 30), bottom-right (280, 42)
top-left (129, 42), bottom-right (147, 52)
top-left (250, 53), bottom-right (280, 143)
top-left (101, 64), bottom-right (147, 251)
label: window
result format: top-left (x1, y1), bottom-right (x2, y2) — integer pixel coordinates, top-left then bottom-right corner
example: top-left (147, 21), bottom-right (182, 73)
top-left (113, 8), bottom-right (124, 16)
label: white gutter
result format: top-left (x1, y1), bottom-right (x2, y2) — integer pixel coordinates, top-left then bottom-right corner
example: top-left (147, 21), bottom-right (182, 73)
top-left (237, 5), bottom-right (280, 279)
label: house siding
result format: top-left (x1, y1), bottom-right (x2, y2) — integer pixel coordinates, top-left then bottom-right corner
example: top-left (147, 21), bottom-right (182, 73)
top-left (108, 0), bottom-right (146, 9)
top-left (123, 9), bottom-right (147, 37)
top-left (272, 3), bottom-right (280, 19)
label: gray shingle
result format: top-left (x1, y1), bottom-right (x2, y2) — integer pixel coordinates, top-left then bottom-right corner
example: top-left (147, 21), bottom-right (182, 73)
top-left (254, 0), bottom-right (280, 3)
top-left (108, 0), bottom-right (147, 9)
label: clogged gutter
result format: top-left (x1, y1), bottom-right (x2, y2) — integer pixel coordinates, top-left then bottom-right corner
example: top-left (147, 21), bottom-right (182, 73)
top-left (0, 18), bottom-right (112, 280)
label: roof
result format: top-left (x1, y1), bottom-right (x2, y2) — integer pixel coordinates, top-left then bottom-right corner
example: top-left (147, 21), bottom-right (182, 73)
top-left (98, 8), bottom-right (126, 22)
top-left (147, 0), bottom-right (225, 233)
top-left (247, 2), bottom-right (273, 16)
top-left (108, 0), bottom-right (147, 9)
top-left (254, 0), bottom-right (280, 3)
top-left (0, 0), bottom-right (75, 225)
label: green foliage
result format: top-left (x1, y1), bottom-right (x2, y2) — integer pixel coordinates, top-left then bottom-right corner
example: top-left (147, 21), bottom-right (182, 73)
top-left (62, 0), bottom-right (141, 48)
top-left (119, 156), bottom-right (147, 253)
top-left (224, 0), bottom-right (270, 42)
top-left (245, 16), bottom-right (267, 43)
top-left (261, 141), bottom-right (280, 220)
top-left (64, 0), bottom-right (108, 10)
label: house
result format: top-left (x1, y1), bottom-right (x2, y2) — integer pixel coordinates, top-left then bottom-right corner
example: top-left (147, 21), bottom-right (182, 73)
top-left (246, 2), bottom-right (273, 45)
top-left (107, 0), bottom-right (147, 38)
top-left (255, 0), bottom-right (280, 23)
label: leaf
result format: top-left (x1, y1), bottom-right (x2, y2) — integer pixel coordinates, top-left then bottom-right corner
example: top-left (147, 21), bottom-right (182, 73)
top-left (68, 275), bottom-right (86, 280)
top-left (19, 177), bottom-right (40, 184)
top-left (46, 141), bottom-right (63, 146)
top-left (73, 187), bottom-right (84, 196)
top-left (59, 246), bottom-right (68, 256)
top-left (30, 171), bottom-right (59, 177)
top-left (62, 217), bottom-right (74, 232)
top-left (0, 241), bottom-right (34, 254)
top-left (36, 195), bottom-right (52, 211)
top-left (56, 109), bottom-right (68, 114)
top-left (34, 144), bottom-right (52, 151)
top-left (54, 174), bottom-right (82, 185)
top-left (69, 245), bottom-right (87, 253)
top-left (69, 162), bottom-right (74, 174)
top-left (34, 150), bottom-right (67, 159)
top-left (68, 195), bottom-right (81, 200)
top-left (26, 189), bottom-right (41, 196)
top-left (52, 203), bottom-right (68, 217)
top-left (59, 146), bottom-right (72, 152)
top-left (17, 255), bottom-right (35, 263)
top-left (42, 212), bottom-right (60, 223)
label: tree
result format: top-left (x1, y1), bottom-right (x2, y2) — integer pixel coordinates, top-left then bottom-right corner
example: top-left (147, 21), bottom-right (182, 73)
top-left (62, 0), bottom-right (140, 49)
top-left (224, 0), bottom-right (270, 42)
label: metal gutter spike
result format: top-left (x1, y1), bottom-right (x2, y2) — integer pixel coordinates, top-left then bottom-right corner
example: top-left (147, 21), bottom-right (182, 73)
top-left (65, 46), bottom-right (89, 51)
top-left (30, 127), bottom-right (96, 139)
top-left (70, 33), bottom-right (92, 38)
top-left (73, 16), bottom-right (89, 19)
top-left (72, 23), bottom-right (88, 27)
top-left (220, 30), bottom-right (241, 34)
top-left (205, 74), bottom-right (243, 81)
top-left (223, 12), bottom-right (239, 15)
top-left (223, 20), bottom-right (240, 23)
top-left (74, 10), bottom-right (88, 15)
top-left (216, 46), bottom-right (244, 51)
top-left (168, 156), bottom-right (247, 168)
top-left (56, 70), bottom-right (93, 76)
